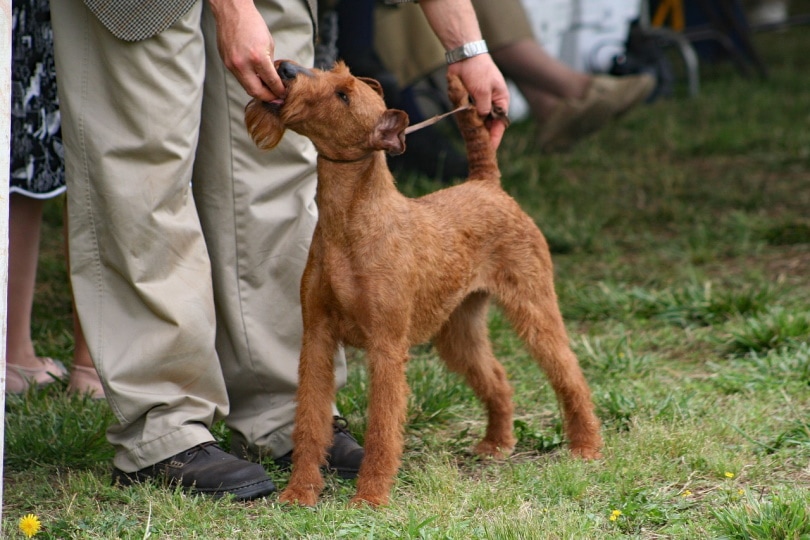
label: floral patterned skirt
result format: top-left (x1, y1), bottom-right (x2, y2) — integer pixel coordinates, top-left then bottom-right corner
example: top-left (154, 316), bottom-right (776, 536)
top-left (10, 0), bottom-right (65, 199)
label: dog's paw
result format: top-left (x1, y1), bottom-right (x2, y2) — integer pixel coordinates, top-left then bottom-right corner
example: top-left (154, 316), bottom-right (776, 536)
top-left (350, 492), bottom-right (389, 508)
top-left (278, 486), bottom-right (319, 507)
top-left (569, 445), bottom-right (603, 460)
top-left (473, 440), bottom-right (515, 460)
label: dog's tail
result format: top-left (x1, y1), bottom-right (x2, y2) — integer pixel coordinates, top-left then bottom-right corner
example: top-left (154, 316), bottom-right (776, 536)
top-left (447, 74), bottom-right (501, 181)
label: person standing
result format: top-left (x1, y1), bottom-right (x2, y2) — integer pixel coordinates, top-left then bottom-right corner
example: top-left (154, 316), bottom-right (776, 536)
top-left (7, 0), bottom-right (103, 398)
top-left (50, 0), bottom-right (508, 499)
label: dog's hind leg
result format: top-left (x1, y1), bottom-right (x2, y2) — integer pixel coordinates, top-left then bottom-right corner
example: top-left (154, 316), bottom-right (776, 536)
top-left (495, 264), bottom-right (603, 459)
top-left (279, 310), bottom-right (340, 506)
top-left (434, 291), bottom-right (517, 458)
top-left (351, 338), bottom-right (411, 507)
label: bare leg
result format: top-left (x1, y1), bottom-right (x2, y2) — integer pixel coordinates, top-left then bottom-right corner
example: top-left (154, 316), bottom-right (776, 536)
top-left (63, 204), bottom-right (105, 398)
top-left (5, 195), bottom-right (68, 393)
top-left (6, 194), bottom-right (46, 368)
top-left (491, 38), bottom-right (654, 152)
top-left (491, 39), bottom-right (590, 119)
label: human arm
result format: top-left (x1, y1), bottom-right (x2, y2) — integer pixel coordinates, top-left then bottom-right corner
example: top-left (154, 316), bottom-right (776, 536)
top-left (208, 0), bottom-right (286, 102)
top-left (417, 0), bottom-right (510, 148)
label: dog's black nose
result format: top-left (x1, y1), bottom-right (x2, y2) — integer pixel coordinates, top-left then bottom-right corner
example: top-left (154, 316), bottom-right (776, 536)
top-left (277, 61), bottom-right (313, 81)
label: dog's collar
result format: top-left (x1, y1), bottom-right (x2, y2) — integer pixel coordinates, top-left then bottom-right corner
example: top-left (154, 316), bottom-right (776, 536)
top-left (317, 151), bottom-right (375, 164)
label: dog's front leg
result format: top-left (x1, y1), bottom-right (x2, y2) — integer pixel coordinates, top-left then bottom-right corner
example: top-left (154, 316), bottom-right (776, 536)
top-left (351, 340), bottom-right (410, 507)
top-left (278, 314), bottom-right (339, 507)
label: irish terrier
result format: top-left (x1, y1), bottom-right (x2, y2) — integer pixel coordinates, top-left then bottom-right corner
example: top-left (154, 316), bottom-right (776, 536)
top-left (245, 60), bottom-right (602, 507)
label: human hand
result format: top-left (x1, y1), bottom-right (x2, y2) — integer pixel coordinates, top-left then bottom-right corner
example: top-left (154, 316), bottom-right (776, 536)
top-left (447, 54), bottom-right (510, 148)
top-left (209, 0), bottom-right (285, 102)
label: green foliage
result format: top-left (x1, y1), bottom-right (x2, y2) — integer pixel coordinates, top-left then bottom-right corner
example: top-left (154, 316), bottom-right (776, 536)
top-left (713, 490), bottom-right (810, 539)
top-left (4, 384), bottom-right (114, 470)
top-left (513, 418), bottom-right (565, 453)
top-left (726, 309), bottom-right (810, 355)
top-left (562, 279), bottom-right (776, 327)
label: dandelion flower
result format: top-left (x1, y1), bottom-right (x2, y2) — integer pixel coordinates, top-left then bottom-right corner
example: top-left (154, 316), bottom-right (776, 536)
top-left (19, 514), bottom-right (41, 538)
top-left (724, 472), bottom-right (734, 478)
top-left (609, 509), bottom-right (622, 521)
top-left (682, 490), bottom-right (692, 497)
top-left (738, 489), bottom-right (745, 495)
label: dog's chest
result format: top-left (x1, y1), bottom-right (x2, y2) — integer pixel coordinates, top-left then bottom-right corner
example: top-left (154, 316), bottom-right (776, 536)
top-left (321, 240), bottom-right (483, 348)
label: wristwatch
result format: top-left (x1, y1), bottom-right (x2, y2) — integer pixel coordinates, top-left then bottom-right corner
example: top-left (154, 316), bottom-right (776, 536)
top-left (445, 40), bottom-right (489, 64)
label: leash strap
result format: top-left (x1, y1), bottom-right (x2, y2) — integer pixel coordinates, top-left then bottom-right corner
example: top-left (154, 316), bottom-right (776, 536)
top-left (404, 103), bottom-right (473, 135)
top-left (403, 102), bottom-right (511, 135)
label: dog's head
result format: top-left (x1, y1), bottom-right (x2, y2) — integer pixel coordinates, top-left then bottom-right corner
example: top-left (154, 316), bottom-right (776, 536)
top-left (245, 61), bottom-right (409, 160)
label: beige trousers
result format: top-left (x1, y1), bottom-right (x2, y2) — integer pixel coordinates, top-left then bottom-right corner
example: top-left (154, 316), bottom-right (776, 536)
top-left (51, 0), bottom-right (346, 472)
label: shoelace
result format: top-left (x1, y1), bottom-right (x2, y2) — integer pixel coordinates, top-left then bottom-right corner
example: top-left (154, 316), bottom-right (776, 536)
top-left (333, 416), bottom-right (352, 436)
top-left (332, 416), bottom-right (351, 435)
top-left (185, 441), bottom-right (219, 457)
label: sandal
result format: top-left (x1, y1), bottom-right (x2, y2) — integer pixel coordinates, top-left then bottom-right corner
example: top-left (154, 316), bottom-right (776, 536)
top-left (6, 357), bottom-right (68, 394)
top-left (67, 365), bottom-right (106, 399)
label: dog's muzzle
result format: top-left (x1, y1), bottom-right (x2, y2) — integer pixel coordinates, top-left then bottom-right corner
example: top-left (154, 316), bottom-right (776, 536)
top-left (276, 60), bottom-right (314, 81)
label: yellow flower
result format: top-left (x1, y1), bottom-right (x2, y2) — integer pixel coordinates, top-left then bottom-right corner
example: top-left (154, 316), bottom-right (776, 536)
top-left (725, 472), bottom-right (735, 478)
top-left (738, 489), bottom-right (745, 495)
top-left (609, 509), bottom-right (622, 521)
top-left (682, 490), bottom-right (692, 497)
top-left (19, 514), bottom-right (41, 538)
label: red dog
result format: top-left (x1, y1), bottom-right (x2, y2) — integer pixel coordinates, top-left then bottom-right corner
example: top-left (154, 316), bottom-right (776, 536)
top-left (245, 61), bottom-right (602, 507)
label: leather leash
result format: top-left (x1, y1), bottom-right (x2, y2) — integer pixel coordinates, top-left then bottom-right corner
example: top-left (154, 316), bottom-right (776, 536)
top-left (403, 102), bottom-right (510, 135)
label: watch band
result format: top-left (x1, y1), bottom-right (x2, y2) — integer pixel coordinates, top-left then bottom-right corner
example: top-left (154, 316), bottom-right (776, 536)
top-left (445, 40), bottom-right (489, 64)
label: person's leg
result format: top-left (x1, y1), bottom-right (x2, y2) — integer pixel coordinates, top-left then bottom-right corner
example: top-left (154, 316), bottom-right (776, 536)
top-left (5, 194), bottom-right (68, 393)
top-left (194, 0), bottom-right (348, 460)
top-left (61, 206), bottom-right (104, 398)
top-left (67, 308), bottom-right (105, 398)
top-left (472, 0), bottom-right (589, 120)
top-left (473, 0), bottom-right (654, 151)
top-left (490, 39), bottom-right (591, 117)
top-left (51, 0), bottom-right (225, 470)
top-left (7, 194), bottom-right (46, 366)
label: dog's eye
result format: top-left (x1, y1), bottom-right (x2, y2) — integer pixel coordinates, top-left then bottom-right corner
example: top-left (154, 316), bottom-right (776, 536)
top-left (336, 91), bottom-right (350, 104)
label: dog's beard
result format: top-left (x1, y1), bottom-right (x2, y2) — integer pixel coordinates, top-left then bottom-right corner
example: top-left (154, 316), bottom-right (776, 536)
top-left (245, 99), bottom-right (286, 150)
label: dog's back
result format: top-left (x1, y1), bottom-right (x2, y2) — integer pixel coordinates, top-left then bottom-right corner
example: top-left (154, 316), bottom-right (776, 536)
top-left (447, 75), bottom-right (501, 182)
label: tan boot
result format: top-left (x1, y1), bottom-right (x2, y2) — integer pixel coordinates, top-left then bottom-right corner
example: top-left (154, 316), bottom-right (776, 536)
top-left (538, 73), bottom-right (655, 152)
top-left (67, 364), bottom-right (106, 399)
top-left (6, 357), bottom-right (68, 394)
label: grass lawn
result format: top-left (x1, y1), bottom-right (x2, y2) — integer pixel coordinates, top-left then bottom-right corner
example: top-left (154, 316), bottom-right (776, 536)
top-left (4, 19), bottom-right (810, 540)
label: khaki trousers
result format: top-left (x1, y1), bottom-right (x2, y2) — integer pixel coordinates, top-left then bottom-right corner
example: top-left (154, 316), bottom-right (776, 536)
top-left (51, 0), bottom-right (346, 472)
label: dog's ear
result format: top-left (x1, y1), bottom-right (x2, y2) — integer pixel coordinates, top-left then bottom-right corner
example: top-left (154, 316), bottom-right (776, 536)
top-left (358, 77), bottom-right (384, 98)
top-left (244, 99), bottom-right (286, 150)
top-left (371, 109), bottom-right (408, 155)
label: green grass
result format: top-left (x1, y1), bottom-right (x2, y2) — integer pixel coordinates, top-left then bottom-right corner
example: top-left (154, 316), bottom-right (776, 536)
top-left (5, 23), bottom-right (810, 539)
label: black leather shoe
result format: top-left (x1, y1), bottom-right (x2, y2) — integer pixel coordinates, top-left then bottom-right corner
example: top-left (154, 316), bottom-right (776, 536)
top-left (274, 416), bottom-right (365, 479)
top-left (112, 442), bottom-right (276, 500)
